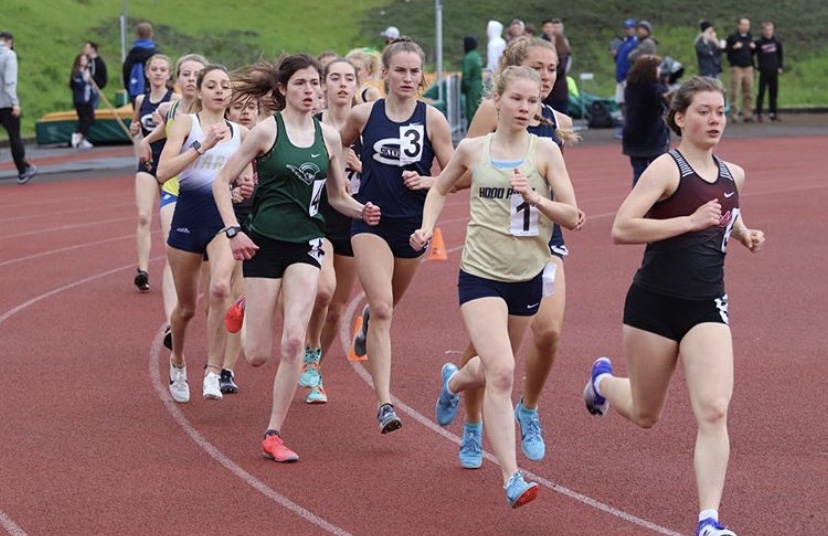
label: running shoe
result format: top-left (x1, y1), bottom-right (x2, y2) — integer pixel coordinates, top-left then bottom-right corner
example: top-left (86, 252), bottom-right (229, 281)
top-left (458, 422), bottom-right (483, 469)
top-left (225, 296), bottom-right (246, 334)
top-left (696, 518), bottom-right (737, 536)
top-left (162, 325), bottom-right (172, 350)
top-left (17, 165), bottom-right (37, 185)
top-left (515, 399), bottom-right (545, 461)
top-left (583, 357), bottom-right (613, 417)
top-left (299, 348), bottom-right (321, 388)
top-left (435, 363), bottom-right (460, 426)
top-left (306, 376), bottom-right (328, 404)
top-left (352, 305), bottom-right (370, 357)
top-left (504, 471), bottom-right (540, 509)
top-left (79, 139), bottom-right (94, 149)
top-left (377, 403), bottom-right (402, 434)
top-left (203, 372), bottom-right (223, 400)
top-left (261, 431), bottom-right (299, 463)
top-left (169, 361), bottom-right (189, 404)
top-left (219, 368), bottom-right (238, 394)
top-left (134, 269), bottom-right (150, 291)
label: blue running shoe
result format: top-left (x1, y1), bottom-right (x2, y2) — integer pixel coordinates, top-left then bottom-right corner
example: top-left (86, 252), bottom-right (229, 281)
top-left (584, 357), bottom-right (613, 417)
top-left (377, 403), bottom-right (402, 434)
top-left (299, 348), bottom-right (321, 387)
top-left (504, 472), bottom-right (539, 509)
top-left (352, 305), bottom-right (370, 357)
top-left (458, 422), bottom-right (483, 469)
top-left (515, 400), bottom-right (545, 461)
top-left (696, 518), bottom-right (737, 536)
top-left (435, 363), bottom-right (460, 426)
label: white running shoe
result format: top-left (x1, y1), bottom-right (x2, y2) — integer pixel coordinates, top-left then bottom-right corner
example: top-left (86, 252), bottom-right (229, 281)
top-left (203, 372), bottom-right (223, 400)
top-left (79, 139), bottom-right (94, 149)
top-left (70, 133), bottom-right (80, 148)
top-left (169, 362), bottom-right (190, 404)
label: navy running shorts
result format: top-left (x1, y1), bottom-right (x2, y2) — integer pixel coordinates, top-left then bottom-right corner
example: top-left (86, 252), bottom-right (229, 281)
top-left (351, 217), bottom-right (425, 259)
top-left (458, 269), bottom-right (544, 317)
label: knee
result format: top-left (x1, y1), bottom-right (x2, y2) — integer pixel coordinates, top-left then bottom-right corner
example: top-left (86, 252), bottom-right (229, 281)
top-left (370, 301), bottom-right (393, 323)
top-left (532, 322), bottom-right (562, 351)
top-left (484, 362), bottom-right (515, 394)
top-left (696, 398), bottom-right (730, 428)
top-left (631, 410), bottom-right (661, 430)
top-left (280, 335), bottom-right (304, 363)
top-left (210, 279), bottom-right (232, 302)
top-left (137, 212), bottom-right (152, 228)
top-left (245, 349), bottom-right (268, 368)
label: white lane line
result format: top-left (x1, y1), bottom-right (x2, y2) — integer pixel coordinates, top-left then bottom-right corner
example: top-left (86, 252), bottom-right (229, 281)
top-left (148, 329), bottom-right (354, 536)
top-left (0, 259), bottom-right (352, 536)
top-left (0, 233), bottom-right (149, 268)
top-left (338, 262), bottom-right (682, 536)
top-left (0, 509), bottom-right (29, 536)
top-left (3, 216), bottom-right (131, 241)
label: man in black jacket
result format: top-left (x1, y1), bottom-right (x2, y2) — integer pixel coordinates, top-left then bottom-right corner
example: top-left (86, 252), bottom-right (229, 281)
top-left (84, 41), bottom-right (107, 109)
top-left (754, 21), bottom-right (783, 122)
top-left (725, 17), bottom-right (756, 122)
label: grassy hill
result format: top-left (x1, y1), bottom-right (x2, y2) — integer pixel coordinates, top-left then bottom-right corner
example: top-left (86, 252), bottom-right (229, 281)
top-left (3, 0), bottom-right (827, 138)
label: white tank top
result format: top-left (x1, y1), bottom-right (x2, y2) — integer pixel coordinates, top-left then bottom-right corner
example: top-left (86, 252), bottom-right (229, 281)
top-left (178, 114), bottom-right (241, 194)
top-left (460, 133), bottom-right (553, 282)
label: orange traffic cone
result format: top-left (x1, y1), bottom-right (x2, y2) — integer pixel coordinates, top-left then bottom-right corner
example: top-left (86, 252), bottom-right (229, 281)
top-left (347, 315), bottom-right (368, 362)
top-left (428, 227), bottom-right (447, 261)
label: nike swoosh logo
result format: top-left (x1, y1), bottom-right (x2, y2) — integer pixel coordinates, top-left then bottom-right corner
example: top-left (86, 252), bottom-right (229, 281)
top-left (527, 302), bottom-right (540, 309)
top-left (311, 153), bottom-right (321, 158)
top-left (724, 192), bottom-right (735, 198)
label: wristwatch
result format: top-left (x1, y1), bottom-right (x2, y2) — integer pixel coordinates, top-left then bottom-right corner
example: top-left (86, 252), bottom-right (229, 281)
top-left (190, 140), bottom-right (204, 155)
top-left (224, 226), bottom-right (242, 239)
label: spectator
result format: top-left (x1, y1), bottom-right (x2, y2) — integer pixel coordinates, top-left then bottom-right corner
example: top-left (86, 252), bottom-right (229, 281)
top-left (122, 22), bottom-right (158, 106)
top-left (611, 19), bottom-right (638, 137)
top-left (460, 35), bottom-right (483, 128)
top-left (622, 55), bottom-right (670, 186)
top-left (659, 56), bottom-right (685, 92)
top-left (485, 20), bottom-right (506, 80)
top-left (0, 31), bottom-right (37, 184)
top-left (725, 17), bottom-right (756, 122)
top-left (84, 41), bottom-right (107, 108)
top-left (507, 19), bottom-right (526, 42)
top-left (524, 23), bottom-right (536, 37)
top-left (69, 53), bottom-right (95, 149)
top-left (628, 20), bottom-right (657, 63)
top-left (381, 26), bottom-right (400, 45)
top-left (695, 21), bottom-right (724, 78)
top-left (541, 19), bottom-right (555, 43)
top-left (755, 21), bottom-right (783, 122)
top-left (543, 25), bottom-right (571, 114)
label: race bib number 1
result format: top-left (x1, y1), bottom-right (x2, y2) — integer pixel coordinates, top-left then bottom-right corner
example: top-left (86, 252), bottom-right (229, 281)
top-left (510, 192), bottom-right (540, 236)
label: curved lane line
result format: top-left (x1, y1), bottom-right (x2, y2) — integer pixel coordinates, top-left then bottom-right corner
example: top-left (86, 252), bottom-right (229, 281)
top-left (0, 510), bottom-right (29, 536)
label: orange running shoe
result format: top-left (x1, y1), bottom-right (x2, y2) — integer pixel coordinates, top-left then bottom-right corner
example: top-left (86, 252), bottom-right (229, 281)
top-left (225, 296), bottom-right (246, 334)
top-left (261, 432), bottom-right (299, 463)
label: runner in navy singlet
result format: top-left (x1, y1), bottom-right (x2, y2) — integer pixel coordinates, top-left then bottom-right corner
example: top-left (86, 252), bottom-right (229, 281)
top-left (340, 38), bottom-right (454, 434)
top-left (582, 76), bottom-right (765, 536)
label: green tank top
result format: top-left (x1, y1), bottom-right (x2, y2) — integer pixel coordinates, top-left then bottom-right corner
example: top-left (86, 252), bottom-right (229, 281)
top-left (247, 112), bottom-right (329, 243)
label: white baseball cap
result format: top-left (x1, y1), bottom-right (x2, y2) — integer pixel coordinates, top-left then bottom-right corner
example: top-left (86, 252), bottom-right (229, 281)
top-left (381, 26), bottom-right (400, 39)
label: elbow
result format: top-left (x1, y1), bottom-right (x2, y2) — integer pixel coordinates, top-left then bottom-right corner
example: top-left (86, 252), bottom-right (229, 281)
top-left (611, 224), bottom-right (633, 245)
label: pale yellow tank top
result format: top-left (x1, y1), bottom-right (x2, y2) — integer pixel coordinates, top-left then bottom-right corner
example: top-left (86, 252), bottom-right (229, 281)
top-left (160, 99), bottom-right (181, 196)
top-left (460, 134), bottom-right (553, 282)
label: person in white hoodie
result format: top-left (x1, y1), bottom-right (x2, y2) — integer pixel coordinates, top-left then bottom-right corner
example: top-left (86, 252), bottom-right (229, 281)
top-left (486, 21), bottom-right (506, 80)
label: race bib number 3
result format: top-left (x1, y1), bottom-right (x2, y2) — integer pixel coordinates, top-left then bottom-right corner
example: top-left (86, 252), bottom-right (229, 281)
top-left (399, 125), bottom-right (424, 164)
top-left (510, 192), bottom-right (540, 236)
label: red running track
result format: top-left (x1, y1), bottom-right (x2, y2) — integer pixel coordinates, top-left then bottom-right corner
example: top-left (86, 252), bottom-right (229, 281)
top-left (0, 136), bottom-right (826, 535)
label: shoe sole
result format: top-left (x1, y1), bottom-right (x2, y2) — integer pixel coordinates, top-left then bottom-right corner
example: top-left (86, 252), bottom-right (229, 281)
top-left (353, 306), bottom-right (370, 357)
top-left (163, 329), bottom-right (172, 350)
top-left (380, 418), bottom-right (403, 434)
top-left (220, 385), bottom-right (238, 394)
top-left (510, 484), bottom-right (540, 509)
top-left (262, 451), bottom-right (299, 463)
top-left (306, 395), bottom-right (328, 404)
top-left (460, 458), bottom-right (482, 469)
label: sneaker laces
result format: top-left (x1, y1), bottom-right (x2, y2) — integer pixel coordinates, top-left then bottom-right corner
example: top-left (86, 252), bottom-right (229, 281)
top-left (461, 428), bottom-right (482, 454)
top-left (522, 411), bottom-right (542, 440)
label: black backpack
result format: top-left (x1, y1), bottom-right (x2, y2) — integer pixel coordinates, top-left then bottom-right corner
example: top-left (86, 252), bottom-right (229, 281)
top-left (588, 100), bottom-right (614, 129)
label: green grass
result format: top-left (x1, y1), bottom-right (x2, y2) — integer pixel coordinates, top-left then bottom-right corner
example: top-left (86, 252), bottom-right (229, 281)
top-left (3, 0), bottom-right (826, 139)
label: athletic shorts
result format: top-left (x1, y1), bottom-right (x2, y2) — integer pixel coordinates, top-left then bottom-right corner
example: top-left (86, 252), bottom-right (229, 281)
top-left (351, 217), bottom-right (425, 259)
top-left (458, 269), bottom-right (543, 317)
top-left (166, 193), bottom-right (224, 254)
top-left (328, 235), bottom-right (354, 257)
top-left (548, 224), bottom-right (568, 259)
top-left (137, 147), bottom-right (163, 177)
top-left (159, 190), bottom-right (177, 209)
top-left (623, 283), bottom-right (730, 342)
top-left (243, 231), bottom-right (324, 279)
